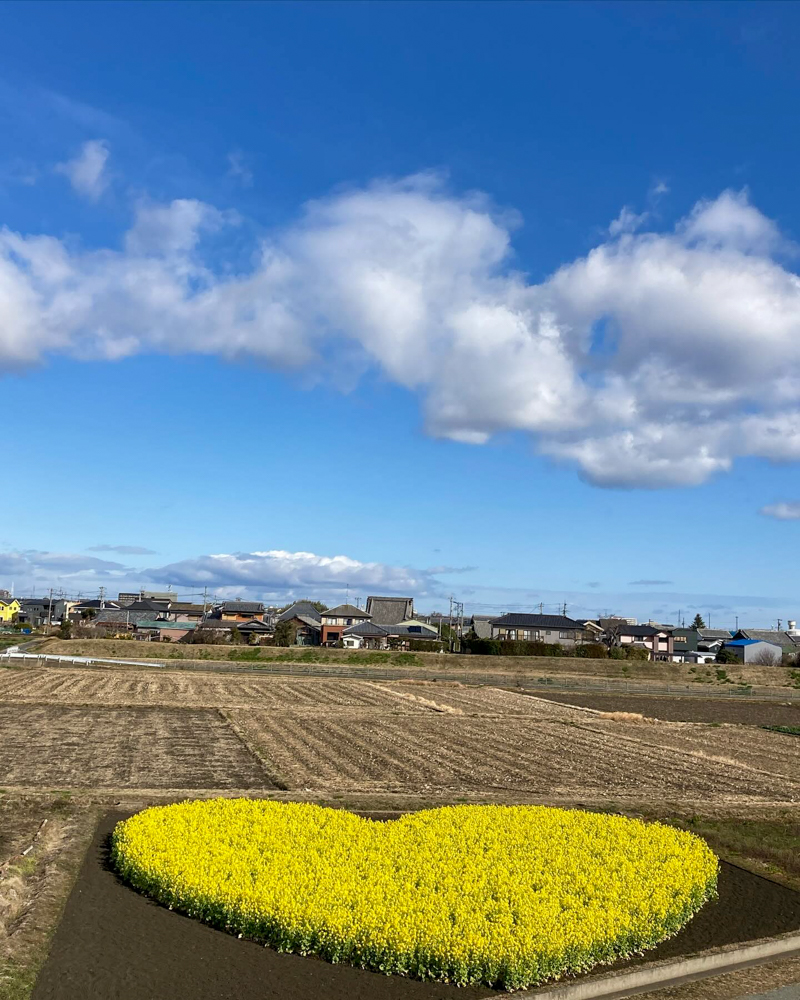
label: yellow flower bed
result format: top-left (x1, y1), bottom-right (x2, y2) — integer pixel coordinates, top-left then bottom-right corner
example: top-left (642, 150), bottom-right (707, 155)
top-left (111, 801), bottom-right (717, 990)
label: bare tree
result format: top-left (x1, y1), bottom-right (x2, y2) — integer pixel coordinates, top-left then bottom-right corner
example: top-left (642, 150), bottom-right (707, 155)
top-left (752, 647), bottom-right (781, 666)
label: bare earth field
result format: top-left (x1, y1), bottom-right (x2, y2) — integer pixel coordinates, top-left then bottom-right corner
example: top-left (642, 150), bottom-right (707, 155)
top-left (228, 709), bottom-right (800, 800)
top-left (0, 704), bottom-right (270, 790)
top-left (534, 690), bottom-right (800, 725)
top-left (3, 663), bottom-right (800, 998)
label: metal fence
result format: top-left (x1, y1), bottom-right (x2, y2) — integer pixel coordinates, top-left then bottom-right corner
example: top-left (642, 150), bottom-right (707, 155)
top-left (1, 649), bottom-right (798, 702)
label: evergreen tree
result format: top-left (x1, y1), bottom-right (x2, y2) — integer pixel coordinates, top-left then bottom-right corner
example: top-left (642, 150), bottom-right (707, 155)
top-left (691, 613), bottom-right (706, 629)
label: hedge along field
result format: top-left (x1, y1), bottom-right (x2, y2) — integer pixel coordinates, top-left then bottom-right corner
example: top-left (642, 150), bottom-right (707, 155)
top-left (111, 801), bottom-right (718, 991)
top-left (38, 639), bottom-right (785, 687)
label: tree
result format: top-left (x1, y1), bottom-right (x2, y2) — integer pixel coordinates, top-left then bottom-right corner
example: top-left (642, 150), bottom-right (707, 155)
top-left (58, 619), bottom-right (73, 639)
top-left (273, 620), bottom-right (298, 647)
top-left (230, 626), bottom-right (244, 645)
top-left (715, 647), bottom-right (739, 664)
top-left (691, 614), bottom-right (706, 629)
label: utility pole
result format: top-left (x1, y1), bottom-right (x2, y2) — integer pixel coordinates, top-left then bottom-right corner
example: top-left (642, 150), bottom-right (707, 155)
top-left (448, 596), bottom-right (454, 652)
top-left (778, 619), bottom-right (783, 631)
top-left (561, 602), bottom-right (568, 616)
top-left (202, 586), bottom-right (208, 618)
top-left (99, 586), bottom-right (106, 610)
top-left (539, 602), bottom-right (544, 614)
top-left (47, 588), bottom-right (53, 628)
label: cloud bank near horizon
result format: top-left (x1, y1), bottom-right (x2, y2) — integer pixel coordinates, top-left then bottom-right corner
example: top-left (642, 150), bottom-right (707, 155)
top-left (3, 164), bottom-right (800, 488)
top-left (0, 546), bottom-right (794, 625)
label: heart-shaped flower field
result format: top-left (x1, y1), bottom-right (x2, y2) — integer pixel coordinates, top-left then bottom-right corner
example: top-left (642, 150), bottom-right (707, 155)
top-left (111, 800), bottom-right (717, 990)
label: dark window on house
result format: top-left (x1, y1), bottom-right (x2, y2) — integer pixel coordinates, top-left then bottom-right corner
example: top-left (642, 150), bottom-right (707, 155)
top-left (409, 626), bottom-right (421, 633)
top-left (559, 631), bottom-right (573, 639)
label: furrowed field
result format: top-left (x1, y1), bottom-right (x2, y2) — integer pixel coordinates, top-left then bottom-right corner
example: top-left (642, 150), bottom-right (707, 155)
top-left (2, 658), bottom-right (800, 999)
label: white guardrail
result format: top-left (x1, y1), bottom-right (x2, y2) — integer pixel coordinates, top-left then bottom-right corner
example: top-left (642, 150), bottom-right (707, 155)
top-left (0, 651), bottom-right (167, 669)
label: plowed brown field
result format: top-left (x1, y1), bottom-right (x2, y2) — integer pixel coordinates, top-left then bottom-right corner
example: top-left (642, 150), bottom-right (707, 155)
top-left (1, 666), bottom-right (799, 803)
top-left (0, 704), bottom-right (270, 789)
top-left (227, 710), bottom-right (800, 801)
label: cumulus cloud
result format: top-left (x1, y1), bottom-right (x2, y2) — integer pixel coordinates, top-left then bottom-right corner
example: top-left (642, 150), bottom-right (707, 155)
top-left (3, 174), bottom-right (800, 486)
top-left (88, 544), bottom-right (157, 555)
top-left (760, 501), bottom-right (800, 520)
top-left (149, 549), bottom-right (438, 595)
top-left (54, 139), bottom-right (110, 200)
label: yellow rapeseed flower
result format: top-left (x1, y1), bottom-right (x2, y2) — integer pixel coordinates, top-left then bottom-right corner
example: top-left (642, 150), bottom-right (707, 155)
top-left (111, 801), bottom-right (717, 990)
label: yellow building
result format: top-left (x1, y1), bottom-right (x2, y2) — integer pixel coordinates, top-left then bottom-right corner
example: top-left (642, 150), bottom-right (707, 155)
top-left (0, 599), bottom-right (21, 623)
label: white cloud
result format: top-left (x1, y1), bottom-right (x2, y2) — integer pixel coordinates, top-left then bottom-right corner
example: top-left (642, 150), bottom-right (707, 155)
top-left (608, 206), bottom-right (648, 236)
top-left (149, 549), bottom-right (435, 596)
top-left (55, 139), bottom-right (110, 200)
top-left (760, 501), bottom-right (800, 520)
top-left (3, 175), bottom-right (800, 487)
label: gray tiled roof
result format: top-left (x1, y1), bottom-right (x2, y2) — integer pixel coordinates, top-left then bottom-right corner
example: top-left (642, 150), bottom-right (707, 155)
top-left (221, 601), bottom-right (264, 614)
top-left (278, 602), bottom-right (322, 623)
top-left (472, 619), bottom-right (492, 638)
top-left (93, 610), bottom-right (154, 625)
top-left (383, 622), bottom-right (438, 637)
top-left (295, 615), bottom-right (321, 630)
top-left (736, 629), bottom-right (800, 648)
top-left (491, 613), bottom-right (582, 629)
top-left (365, 596), bottom-right (414, 625)
top-left (698, 628), bottom-right (734, 639)
top-left (343, 621), bottom-right (389, 636)
top-left (322, 604), bottom-right (371, 618)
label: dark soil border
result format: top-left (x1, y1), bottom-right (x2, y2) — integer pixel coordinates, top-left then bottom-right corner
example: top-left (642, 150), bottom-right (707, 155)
top-left (31, 813), bottom-right (800, 1000)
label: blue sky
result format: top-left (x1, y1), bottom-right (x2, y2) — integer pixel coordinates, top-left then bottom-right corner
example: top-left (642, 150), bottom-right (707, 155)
top-left (2, 0), bottom-right (800, 626)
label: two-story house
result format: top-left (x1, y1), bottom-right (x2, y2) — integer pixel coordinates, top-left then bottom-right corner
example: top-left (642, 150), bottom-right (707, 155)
top-left (319, 604), bottom-right (372, 645)
top-left (608, 623), bottom-right (674, 661)
top-left (0, 598), bottom-right (21, 623)
top-left (490, 613), bottom-right (586, 647)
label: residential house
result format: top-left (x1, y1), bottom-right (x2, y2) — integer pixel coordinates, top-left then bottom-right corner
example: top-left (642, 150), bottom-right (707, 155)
top-left (276, 602), bottom-right (322, 645)
top-left (134, 619), bottom-right (197, 642)
top-left (90, 609), bottom-right (155, 632)
top-left (572, 619), bottom-right (605, 641)
top-left (124, 599), bottom-right (171, 614)
top-left (69, 599), bottom-right (121, 621)
top-left (214, 601), bottom-right (265, 622)
top-left (669, 628), bottom-right (731, 663)
top-left (365, 596), bottom-right (414, 625)
top-left (0, 598), bottom-right (21, 623)
top-left (16, 599), bottom-right (48, 627)
top-left (722, 638), bottom-right (783, 664)
top-left (342, 618), bottom-right (439, 650)
top-left (607, 623), bottom-right (674, 661)
top-left (490, 613), bottom-right (586, 647)
top-left (731, 628), bottom-right (800, 659)
top-left (469, 614), bottom-right (495, 639)
top-left (166, 603), bottom-right (207, 622)
top-left (277, 601), bottom-right (322, 624)
top-left (342, 621), bottom-right (390, 649)
top-left (319, 604), bottom-right (372, 646)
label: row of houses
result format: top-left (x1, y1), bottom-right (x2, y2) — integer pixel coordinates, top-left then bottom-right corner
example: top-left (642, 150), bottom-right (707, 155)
top-left (2, 590), bottom-right (797, 662)
top-left (472, 612), bottom-right (799, 664)
top-left (33, 592), bottom-right (441, 648)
